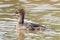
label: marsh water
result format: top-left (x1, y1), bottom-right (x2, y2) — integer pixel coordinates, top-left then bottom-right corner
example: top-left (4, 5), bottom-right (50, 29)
top-left (0, 0), bottom-right (60, 40)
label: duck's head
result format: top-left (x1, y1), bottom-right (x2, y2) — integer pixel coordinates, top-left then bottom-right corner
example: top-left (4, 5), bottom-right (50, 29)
top-left (15, 8), bottom-right (25, 24)
top-left (15, 8), bottom-right (25, 16)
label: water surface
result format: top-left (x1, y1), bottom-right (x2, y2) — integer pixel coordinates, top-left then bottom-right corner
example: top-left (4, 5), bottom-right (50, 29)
top-left (0, 0), bottom-right (60, 40)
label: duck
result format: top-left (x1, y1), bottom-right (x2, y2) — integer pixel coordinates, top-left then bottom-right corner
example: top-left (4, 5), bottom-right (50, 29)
top-left (15, 8), bottom-right (48, 33)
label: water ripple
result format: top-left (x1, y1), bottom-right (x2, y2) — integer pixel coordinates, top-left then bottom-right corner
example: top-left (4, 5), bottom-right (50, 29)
top-left (50, 0), bottom-right (59, 2)
top-left (40, 13), bottom-right (60, 25)
top-left (0, 4), bottom-right (14, 8)
top-left (25, 4), bottom-right (60, 13)
top-left (19, 0), bottom-right (30, 3)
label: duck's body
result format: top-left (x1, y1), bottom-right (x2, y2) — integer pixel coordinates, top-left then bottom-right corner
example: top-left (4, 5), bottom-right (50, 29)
top-left (15, 8), bottom-right (49, 33)
top-left (24, 21), bottom-right (47, 31)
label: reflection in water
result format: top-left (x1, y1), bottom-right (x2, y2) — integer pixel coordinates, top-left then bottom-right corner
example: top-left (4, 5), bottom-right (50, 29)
top-left (0, 0), bottom-right (60, 40)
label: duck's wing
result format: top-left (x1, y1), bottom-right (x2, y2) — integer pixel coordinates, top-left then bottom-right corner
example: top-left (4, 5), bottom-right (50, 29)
top-left (24, 21), bottom-right (45, 27)
top-left (24, 22), bottom-right (52, 31)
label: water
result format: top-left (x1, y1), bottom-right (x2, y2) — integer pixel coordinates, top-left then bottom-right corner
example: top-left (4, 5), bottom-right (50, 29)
top-left (0, 0), bottom-right (60, 40)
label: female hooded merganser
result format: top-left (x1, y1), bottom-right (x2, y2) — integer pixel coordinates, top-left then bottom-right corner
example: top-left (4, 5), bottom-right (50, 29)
top-left (15, 8), bottom-right (48, 33)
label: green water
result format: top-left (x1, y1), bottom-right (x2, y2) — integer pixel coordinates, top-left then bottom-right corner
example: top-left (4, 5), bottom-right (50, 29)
top-left (0, 0), bottom-right (60, 40)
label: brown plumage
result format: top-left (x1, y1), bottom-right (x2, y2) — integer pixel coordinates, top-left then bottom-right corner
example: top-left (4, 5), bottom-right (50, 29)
top-left (15, 8), bottom-right (48, 33)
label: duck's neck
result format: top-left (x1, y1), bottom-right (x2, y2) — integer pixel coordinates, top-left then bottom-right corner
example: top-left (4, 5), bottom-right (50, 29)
top-left (18, 13), bottom-right (25, 25)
